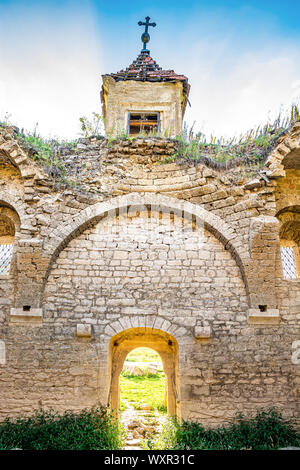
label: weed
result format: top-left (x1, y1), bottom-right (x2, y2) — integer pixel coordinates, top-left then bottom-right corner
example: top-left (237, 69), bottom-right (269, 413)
top-left (0, 406), bottom-right (125, 450)
top-left (142, 417), bottom-right (177, 450)
top-left (119, 399), bottom-right (127, 412)
top-left (17, 134), bottom-right (65, 171)
top-left (79, 112), bottom-right (104, 138)
top-left (167, 408), bottom-right (300, 450)
top-left (162, 105), bottom-right (300, 169)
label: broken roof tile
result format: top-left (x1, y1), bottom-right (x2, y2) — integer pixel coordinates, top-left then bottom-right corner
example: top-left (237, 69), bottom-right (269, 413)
top-left (103, 50), bottom-right (189, 96)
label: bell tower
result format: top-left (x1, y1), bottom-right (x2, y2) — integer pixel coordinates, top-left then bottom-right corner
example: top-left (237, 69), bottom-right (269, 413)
top-left (101, 16), bottom-right (190, 137)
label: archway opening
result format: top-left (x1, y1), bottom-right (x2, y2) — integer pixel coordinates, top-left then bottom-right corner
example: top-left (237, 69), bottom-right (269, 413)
top-left (119, 347), bottom-right (167, 446)
top-left (108, 328), bottom-right (180, 447)
top-left (120, 347), bottom-right (166, 413)
top-left (0, 211), bottom-right (15, 275)
top-left (278, 208), bottom-right (300, 279)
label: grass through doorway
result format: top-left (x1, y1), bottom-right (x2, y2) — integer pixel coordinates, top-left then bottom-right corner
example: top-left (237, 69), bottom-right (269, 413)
top-left (119, 347), bottom-right (167, 449)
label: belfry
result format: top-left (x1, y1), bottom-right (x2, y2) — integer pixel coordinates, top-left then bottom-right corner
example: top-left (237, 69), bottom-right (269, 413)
top-left (101, 16), bottom-right (190, 137)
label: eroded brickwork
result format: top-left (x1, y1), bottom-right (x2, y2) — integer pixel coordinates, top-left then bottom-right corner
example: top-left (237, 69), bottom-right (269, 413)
top-left (0, 123), bottom-right (299, 425)
top-left (44, 212), bottom-right (247, 327)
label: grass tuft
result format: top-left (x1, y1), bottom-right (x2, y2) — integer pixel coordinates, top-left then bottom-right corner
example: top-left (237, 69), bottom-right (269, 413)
top-left (147, 408), bottom-right (300, 450)
top-left (119, 372), bottom-right (167, 413)
top-left (0, 406), bottom-right (125, 450)
top-left (1, 104), bottom-right (299, 177)
top-left (162, 104), bottom-right (300, 169)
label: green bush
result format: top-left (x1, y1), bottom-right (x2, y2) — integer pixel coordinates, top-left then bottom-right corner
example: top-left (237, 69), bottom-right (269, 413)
top-left (166, 409), bottom-right (300, 450)
top-left (163, 105), bottom-right (300, 169)
top-left (16, 134), bottom-right (66, 171)
top-left (121, 369), bottom-right (162, 379)
top-left (0, 406), bottom-right (125, 450)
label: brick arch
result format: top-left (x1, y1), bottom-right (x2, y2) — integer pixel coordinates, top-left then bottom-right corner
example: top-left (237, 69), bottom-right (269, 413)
top-left (0, 134), bottom-right (46, 180)
top-left (43, 193), bottom-right (250, 296)
top-left (0, 214), bottom-right (15, 238)
top-left (277, 207), bottom-right (300, 245)
top-left (0, 200), bottom-right (22, 230)
top-left (280, 219), bottom-right (300, 245)
top-left (103, 314), bottom-right (189, 341)
top-left (108, 326), bottom-right (180, 417)
top-left (0, 202), bottom-right (22, 275)
top-left (0, 195), bottom-right (24, 230)
top-left (265, 122), bottom-right (300, 177)
top-left (276, 199), bottom-right (300, 216)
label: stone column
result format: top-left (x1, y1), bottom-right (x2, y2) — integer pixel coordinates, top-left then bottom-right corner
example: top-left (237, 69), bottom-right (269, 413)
top-left (248, 216), bottom-right (280, 309)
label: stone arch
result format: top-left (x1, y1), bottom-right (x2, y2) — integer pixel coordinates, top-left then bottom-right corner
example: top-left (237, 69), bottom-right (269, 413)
top-left (0, 130), bottom-right (47, 180)
top-left (108, 327), bottom-right (180, 418)
top-left (43, 193), bottom-right (249, 296)
top-left (277, 205), bottom-right (300, 278)
top-left (0, 196), bottom-right (25, 230)
top-left (265, 122), bottom-right (300, 177)
top-left (104, 314), bottom-right (189, 341)
top-left (279, 213), bottom-right (300, 245)
top-left (0, 204), bottom-right (21, 275)
top-left (276, 205), bottom-right (300, 240)
top-left (0, 204), bottom-right (21, 232)
top-left (276, 198), bottom-right (300, 216)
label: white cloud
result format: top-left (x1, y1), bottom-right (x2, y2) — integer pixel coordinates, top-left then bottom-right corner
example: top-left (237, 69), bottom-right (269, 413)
top-left (0, 1), bottom-right (103, 139)
top-left (0, 3), bottom-right (299, 140)
top-left (183, 40), bottom-right (300, 138)
top-left (292, 80), bottom-right (300, 101)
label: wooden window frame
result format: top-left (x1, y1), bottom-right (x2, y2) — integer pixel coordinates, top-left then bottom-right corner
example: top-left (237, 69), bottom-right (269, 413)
top-left (127, 112), bottom-right (161, 136)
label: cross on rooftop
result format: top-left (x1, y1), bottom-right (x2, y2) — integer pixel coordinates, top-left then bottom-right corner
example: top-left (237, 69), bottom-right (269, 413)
top-left (138, 16), bottom-right (156, 53)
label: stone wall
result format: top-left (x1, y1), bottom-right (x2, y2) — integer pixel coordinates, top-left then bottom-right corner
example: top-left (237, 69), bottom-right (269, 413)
top-left (44, 211), bottom-right (247, 328)
top-left (102, 76), bottom-right (184, 136)
top-left (0, 123), bottom-right (299, 425)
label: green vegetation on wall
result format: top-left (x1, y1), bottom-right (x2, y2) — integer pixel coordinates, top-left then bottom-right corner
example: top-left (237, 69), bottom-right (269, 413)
top-left (1, 104), bottom-right (299, 180)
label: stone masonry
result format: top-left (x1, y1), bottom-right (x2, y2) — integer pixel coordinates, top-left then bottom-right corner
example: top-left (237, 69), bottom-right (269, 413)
top-left (0, 123), bottom-right (299, 426)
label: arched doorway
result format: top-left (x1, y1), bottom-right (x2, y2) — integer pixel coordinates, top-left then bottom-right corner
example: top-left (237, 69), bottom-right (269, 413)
top-left (0, 205), bottom-right (20, 275)
top-left (108, 327), bottom-right (180, 419)
top-left (120, 347), bottom-right (166, 413)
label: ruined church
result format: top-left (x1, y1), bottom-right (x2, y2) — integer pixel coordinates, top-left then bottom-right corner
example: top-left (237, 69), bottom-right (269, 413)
top-left (0, 17), bottom-right (299, 425)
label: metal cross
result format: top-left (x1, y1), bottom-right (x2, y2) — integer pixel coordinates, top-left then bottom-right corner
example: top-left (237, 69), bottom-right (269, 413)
top-left (138, 16), bottom-right (156, 52)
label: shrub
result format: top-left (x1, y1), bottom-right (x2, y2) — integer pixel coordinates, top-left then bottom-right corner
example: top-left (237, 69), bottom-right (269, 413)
top-left (170, 408), bottom-right (300, 450)
top-left (0, 406), bottom-right (125, 450)
top-left (79, 112), bottom-right (104, 138)
top-left (16, 134), bottom-right (65, 171)
top-left (163, 105), bottom-right (300, 169)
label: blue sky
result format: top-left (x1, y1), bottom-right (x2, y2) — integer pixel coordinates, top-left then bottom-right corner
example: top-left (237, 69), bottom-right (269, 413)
top-left (0, 0), bottom-right (300, 138)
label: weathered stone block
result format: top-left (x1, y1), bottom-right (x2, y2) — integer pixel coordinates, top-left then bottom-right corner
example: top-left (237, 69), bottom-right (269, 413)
top-left (0, 340), bottom-right (5, 365)
top-left (9, 308), bottom-right (43, 323)
top-left (248, 308), bottom-right (280, 325)
top-left (194, 325), bottom-right (211, 339)
top-left (76, 324), bottom-right (92, 337)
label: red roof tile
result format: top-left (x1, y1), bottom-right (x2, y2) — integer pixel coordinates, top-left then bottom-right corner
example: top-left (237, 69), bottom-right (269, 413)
top-left (104, 50), bottom-right (189, 96)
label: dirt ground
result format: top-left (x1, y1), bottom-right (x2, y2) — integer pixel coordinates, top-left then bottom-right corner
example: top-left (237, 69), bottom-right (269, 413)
top-left (120, 400), bottom-right (167, 450)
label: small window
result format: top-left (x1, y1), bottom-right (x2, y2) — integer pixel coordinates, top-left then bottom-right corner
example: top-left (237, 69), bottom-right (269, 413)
top-left (280, 247), bottom-right (297, 279)
top-left (0, 212), bottom-right (15, 275)
top-left (128, 112), bottom-right (160, 136)
top-left (0, 243), bottom-right (13, 275)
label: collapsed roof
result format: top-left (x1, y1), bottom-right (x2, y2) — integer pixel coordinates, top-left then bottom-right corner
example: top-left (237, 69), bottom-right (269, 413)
top-left (101, 50), bottom-right (190, 117)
